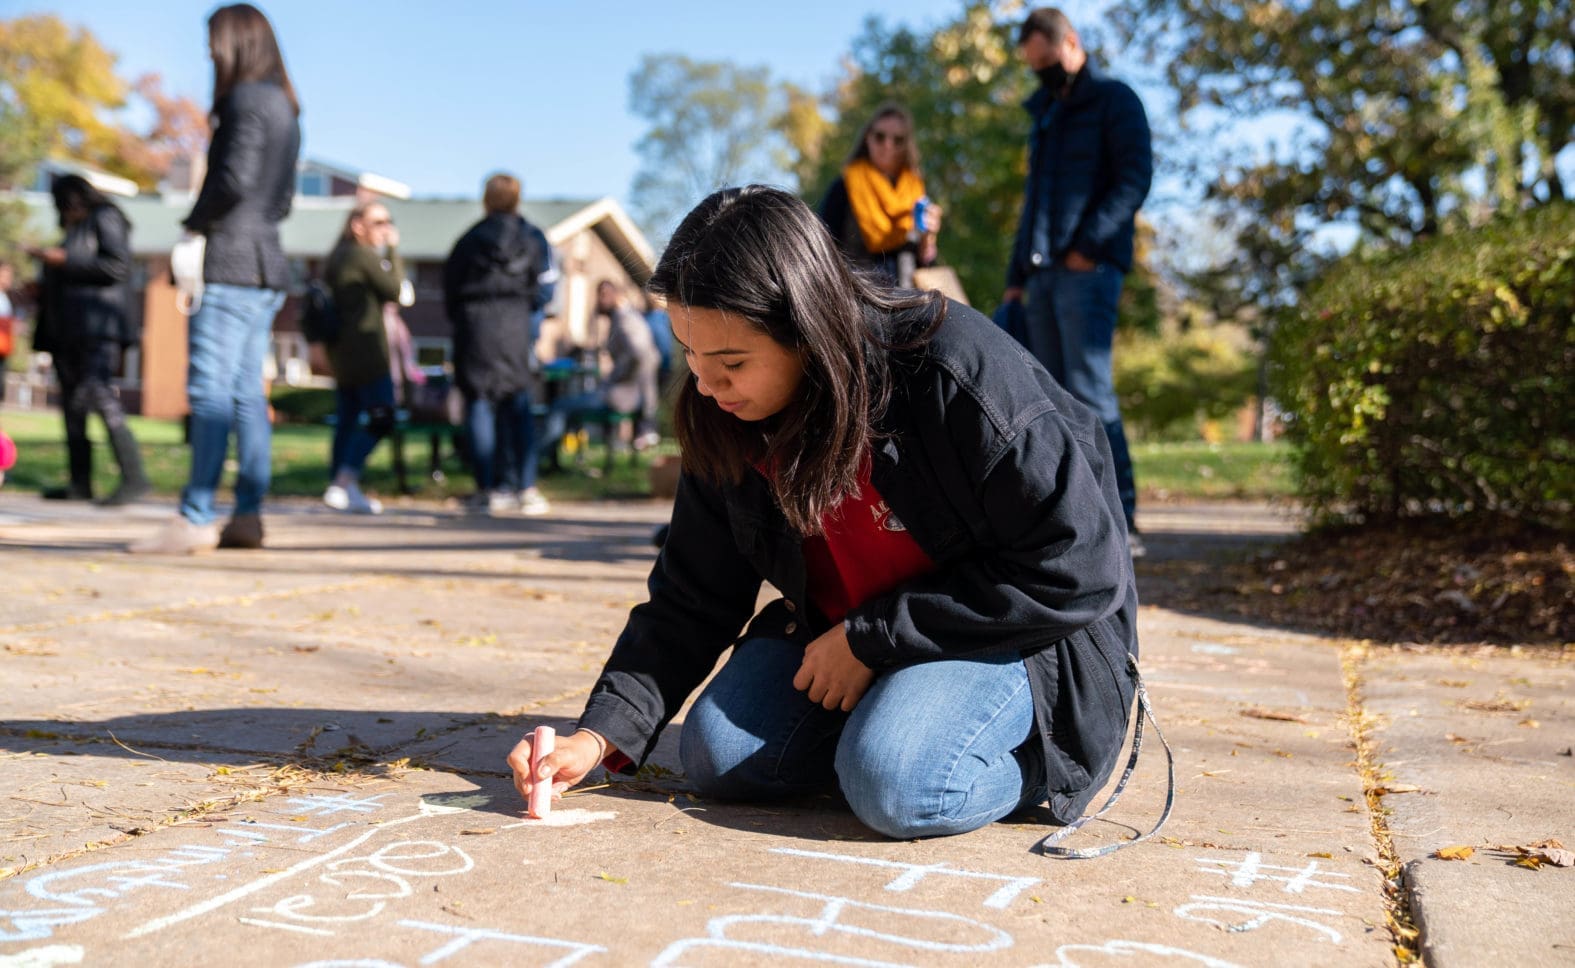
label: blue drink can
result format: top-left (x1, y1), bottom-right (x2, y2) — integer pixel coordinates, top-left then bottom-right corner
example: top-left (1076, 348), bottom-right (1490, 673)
top-left (913, 197), bottom-right (930, 235)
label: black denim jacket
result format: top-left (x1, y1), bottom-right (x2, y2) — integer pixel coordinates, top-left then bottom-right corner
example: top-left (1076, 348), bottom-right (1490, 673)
top-left (578, 300), bottom-right (1139, 824)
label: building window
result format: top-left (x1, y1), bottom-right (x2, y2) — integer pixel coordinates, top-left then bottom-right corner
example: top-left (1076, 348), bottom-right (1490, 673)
top-left (298, 170), bottom-right (327, 196)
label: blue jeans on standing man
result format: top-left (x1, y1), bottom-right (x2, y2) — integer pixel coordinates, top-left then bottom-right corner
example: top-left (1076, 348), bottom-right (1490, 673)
top-left (331, 375), bottom-right (396, 479)
top-left (465, 389), bottom-right (539, 494)
top-left (1024, 264), bottom-right (1137, 527)
top-left (679, 638), bottom-right (1048, 839)
top-left (179, 283), bottom-right (286, 525)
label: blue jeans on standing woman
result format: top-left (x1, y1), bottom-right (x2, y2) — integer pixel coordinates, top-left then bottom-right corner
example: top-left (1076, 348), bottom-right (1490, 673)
top-left (179, 283), bottom-right (285, 525)
top-left (1024, 263), bottom-right (1137, 527)
top-left (680, 638), bottom-right (1048, 839)
top-left (465, 389), bottom-right (539, 493)
top-left (331, 375), bottom-right (396, 480)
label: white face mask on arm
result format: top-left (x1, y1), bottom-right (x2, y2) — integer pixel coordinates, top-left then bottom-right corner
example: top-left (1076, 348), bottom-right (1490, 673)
top-left (170, 232), bottom-right (206, 316)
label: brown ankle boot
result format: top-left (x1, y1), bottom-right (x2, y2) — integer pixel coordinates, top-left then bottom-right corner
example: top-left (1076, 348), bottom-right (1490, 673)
top-left (218, 513), bottom-right (264, 549)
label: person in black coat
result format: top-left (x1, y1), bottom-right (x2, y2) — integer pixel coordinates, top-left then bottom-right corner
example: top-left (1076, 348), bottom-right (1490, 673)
top-left (28, 175), bottom-right (148, 505)
top-left (131, 2), bottom-right (300, 555)
top-left (508, 187), bottom-right (1143, 845)
top-left (442, 172), bottom-right (551, 514)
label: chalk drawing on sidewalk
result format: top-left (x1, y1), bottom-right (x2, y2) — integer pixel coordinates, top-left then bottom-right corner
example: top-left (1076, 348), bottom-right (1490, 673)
top-left (651, 882), bottom-right (1014, 966)
top-left (769, 848), bottom-right (1039, 909)
top-left (1174, 895), bottom-right (1346, 943)
top-left (499, 808), bottom-right (618, 829)
top-left (0, 944), bottom-right (85, 968)
top-left (1039, 939), bottom-right (1245, 967)
top-left (247, 840), bottom-right (473, 928)
top-left (1193, 853), bottom-right (1358, 894)
top-left (285, 794), bottom-right (391, 817)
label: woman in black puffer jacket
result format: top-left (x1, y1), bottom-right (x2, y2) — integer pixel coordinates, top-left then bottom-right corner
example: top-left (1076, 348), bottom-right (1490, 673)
top-left (30, 175), bottom-right (147, 505)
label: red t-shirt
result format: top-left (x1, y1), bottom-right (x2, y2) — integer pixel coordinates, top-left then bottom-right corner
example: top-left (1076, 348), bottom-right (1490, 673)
top-left (802, 458), bottom-right (936, 622)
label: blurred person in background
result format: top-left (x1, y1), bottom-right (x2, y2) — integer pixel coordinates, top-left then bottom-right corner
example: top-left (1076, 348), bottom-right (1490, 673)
top-left (1003, 7), bottom-right (1151, 555)
top-left (540, 281), bottom-right (661, 459)
top-left (132, 2), bottom-right (301, 554)
top-left (443, 172), bottom-right (552, 516)
top-left (321, 200), bottom-right (408, 515)
top-left (28, 175), bottom-right (148, 506)
top-left (818, 104), bottom-right (941, 287)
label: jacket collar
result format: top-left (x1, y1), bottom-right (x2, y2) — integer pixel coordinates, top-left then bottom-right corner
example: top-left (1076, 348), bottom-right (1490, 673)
top-left (1022, 58), bottom-right (1105, 115)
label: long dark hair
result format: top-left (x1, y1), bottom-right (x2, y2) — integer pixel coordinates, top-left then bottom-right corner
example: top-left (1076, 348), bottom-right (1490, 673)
top-left (650, 185), bottom-right (946, 535)
top-left (49, 174), bottom-right (112, 228)
top-left (208, 4), bottom-right (299, 116)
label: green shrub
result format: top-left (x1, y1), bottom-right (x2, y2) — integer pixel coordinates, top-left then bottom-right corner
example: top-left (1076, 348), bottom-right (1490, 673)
top-left (269, 385), bottom-right (336, 424)
top-left (1271, 203), bottom-right (1574, 527)
top-left (1115, 321), bottom-right (1257, 442)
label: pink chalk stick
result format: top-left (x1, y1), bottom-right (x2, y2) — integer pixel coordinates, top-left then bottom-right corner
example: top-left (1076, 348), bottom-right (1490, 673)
top-left (528, 725), bottom-right (555, 818)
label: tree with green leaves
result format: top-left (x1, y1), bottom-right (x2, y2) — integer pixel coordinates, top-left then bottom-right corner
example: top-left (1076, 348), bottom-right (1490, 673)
top-left (1108, 0), bottom-right (1574, 258)
top-left (627, 54), bottom-right (798, 243)
top-left (796, 4), bottom-right (1030, 308)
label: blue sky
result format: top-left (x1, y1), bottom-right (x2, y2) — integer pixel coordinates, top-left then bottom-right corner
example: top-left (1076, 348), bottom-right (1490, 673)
top-left (9, 0), bottom-right (1118, 205)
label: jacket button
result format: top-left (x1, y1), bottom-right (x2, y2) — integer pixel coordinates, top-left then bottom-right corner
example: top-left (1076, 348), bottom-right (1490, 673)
top-left (784, 622), bottom-right (798, 636)
top-left (784, 600), bottom-right (796, 613)
top-left (1030, 252), bottom-right (1044, 266)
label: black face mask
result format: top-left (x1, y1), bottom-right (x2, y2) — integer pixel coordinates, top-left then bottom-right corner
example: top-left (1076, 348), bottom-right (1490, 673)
top-left (1036, 64), bottom-right (1070, 92)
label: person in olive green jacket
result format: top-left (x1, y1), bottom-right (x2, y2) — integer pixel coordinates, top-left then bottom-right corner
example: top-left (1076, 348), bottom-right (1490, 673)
top-left (321, 201), bottom-right (407, 514)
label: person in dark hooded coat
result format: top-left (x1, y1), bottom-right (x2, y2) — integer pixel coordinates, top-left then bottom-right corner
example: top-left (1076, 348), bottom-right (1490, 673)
top-left (442, 172), bottom-right (551, 513)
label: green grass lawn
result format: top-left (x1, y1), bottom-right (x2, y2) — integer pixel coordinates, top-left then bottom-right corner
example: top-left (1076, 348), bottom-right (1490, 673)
top-left (1131, 439), bottom-right (1295, 501)
top-left (2, 409), bottom-right (1293, 504)
top-left (0, 409), bottom-right (667, 504)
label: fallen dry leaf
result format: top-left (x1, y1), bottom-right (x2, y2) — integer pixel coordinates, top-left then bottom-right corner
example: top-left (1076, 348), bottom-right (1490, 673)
top-left (1461, 698), bottom-right (1532, 713)
top-left (1242, 707), bottom-right (1310, 723)
top-left (1434, 845), bottom-right (1475, 861)
top-left (1535, 848), bottom-right (1575, 868)
top-left (1377, 784), bottom-right (1423, 795)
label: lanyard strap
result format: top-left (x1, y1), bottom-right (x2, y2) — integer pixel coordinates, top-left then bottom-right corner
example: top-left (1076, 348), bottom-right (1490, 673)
top-left (1036, 654), bottom-right (1175, 859)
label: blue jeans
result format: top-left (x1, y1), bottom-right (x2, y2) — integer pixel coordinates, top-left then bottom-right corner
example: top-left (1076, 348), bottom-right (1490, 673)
top-left (180, 284), bottom-right (285, 525)
top-left (331, 375), bottom-right (396, 479)
top-left (465, 389), bottom-right (539, 493)
top-left (1025, 265), bottom-right (1136, 525)
top-left (680, 638), bottom-right (1047, 839)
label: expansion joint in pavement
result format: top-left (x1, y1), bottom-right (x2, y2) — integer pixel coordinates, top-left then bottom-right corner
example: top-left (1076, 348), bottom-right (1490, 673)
top-left (1341, 641), bottom-right (1423, 965)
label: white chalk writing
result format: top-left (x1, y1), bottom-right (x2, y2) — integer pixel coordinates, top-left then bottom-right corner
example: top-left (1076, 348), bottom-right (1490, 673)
top-left (1173, 895), bottom-right (1346, 944)
top-left (770, 848), bottom-right (1039, 909)
top-left (1043, 939), bottom-right (1245, 967)
top-left (1194, 853), bottom-right (1358, 894)
top-left (651, 882), bottom-right (1013, 966)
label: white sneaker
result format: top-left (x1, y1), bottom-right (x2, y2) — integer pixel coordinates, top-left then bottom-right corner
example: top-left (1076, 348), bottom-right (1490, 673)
top-left (519, 487), bottom-right (551, 516)
top-left (323, 484), bottom-right (350, 511)
top-left (632, 431), bottom-right (661, 451)
top-left (488, 490), bottom-right (518, 514)
top-left (345, 482), bottom-right (383, 515)
top-left (327, 482), bottom-right (381, 514)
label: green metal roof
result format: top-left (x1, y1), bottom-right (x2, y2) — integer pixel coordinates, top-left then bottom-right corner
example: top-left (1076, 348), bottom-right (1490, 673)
top-left (16, 193), bottom-right (619, 263)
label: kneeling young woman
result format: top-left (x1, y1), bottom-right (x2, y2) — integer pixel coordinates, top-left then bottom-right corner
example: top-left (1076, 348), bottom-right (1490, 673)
top-left (509, 186), bottom-right (1139, 839)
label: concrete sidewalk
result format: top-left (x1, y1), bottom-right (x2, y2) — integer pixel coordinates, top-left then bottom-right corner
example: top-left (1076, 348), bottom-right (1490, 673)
top-left (0, 494), bottom-right (1569, 967)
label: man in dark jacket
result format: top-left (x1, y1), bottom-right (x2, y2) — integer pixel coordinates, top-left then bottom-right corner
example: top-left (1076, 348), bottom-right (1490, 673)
top-left (443, 173), bottom-right (551, 514)
top-left (29, 175), bottom-right (148, 505)
top-left (1004, 7), bottom-right (1151, 553)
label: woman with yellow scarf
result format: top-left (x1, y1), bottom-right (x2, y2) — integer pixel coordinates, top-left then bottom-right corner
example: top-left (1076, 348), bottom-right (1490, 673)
top-left (818, 104), bottom-right (942, 287)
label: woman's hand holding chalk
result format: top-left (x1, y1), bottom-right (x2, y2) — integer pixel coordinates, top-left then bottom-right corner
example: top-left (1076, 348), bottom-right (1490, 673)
top-left (505, 727), bottom-right (615, 818)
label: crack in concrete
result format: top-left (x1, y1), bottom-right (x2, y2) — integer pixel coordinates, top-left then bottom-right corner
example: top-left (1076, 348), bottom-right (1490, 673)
top-left (1341, 641), bottom-right (1423, 964)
